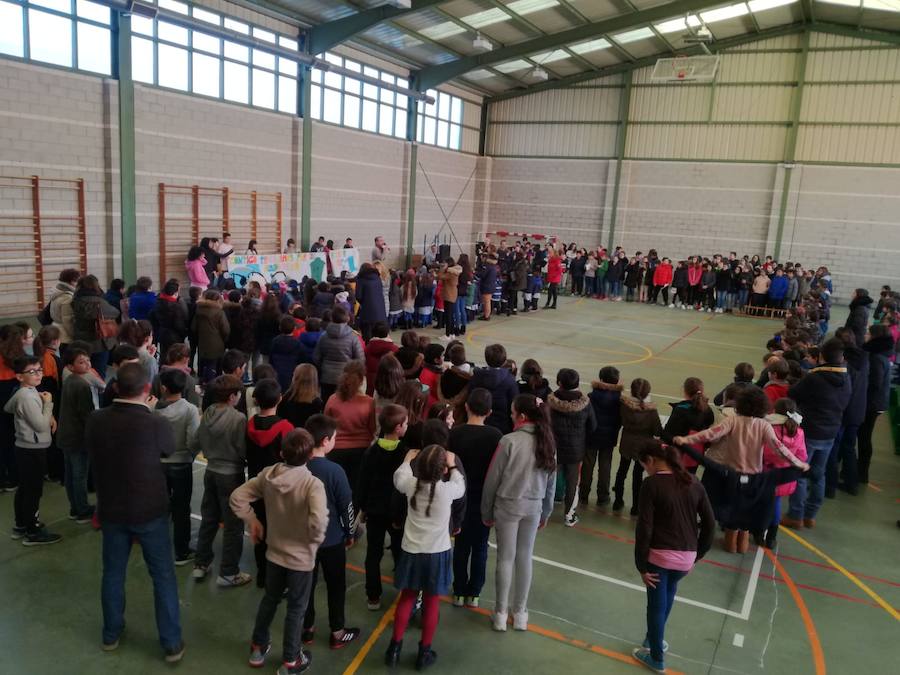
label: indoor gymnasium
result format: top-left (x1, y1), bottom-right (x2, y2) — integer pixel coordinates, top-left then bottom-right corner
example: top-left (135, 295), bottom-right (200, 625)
top-left (0, 1), bottom-right (898, 674)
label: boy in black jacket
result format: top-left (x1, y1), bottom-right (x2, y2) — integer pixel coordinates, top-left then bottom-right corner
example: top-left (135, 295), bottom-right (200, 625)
top-left (356, 404), bottom-right (409, 610)
top-left (582, 366), bottom-right (623, 507)
top-left (548, 368), bottom-right (596, 528)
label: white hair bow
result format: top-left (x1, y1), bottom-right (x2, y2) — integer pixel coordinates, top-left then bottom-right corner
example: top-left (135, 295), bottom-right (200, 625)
top-left (787, 411), bottom-right (803, 425)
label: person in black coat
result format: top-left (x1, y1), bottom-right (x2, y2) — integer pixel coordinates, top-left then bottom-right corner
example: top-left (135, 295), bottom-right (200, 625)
top-left (662, 378), bottom-right (715, 473)
top-left (477, 257), bottom-right (498, 321)
top-left (467, 344), bottom-right (518, 433)
top-left (582, 367), bottom-right (623, 506)
top-left (844, 289), bottom-right (873, 347)
top-left (547, 368), bottom-right (596, 527)
top-left (857, 325), bottom-right (894, 487)
top-left (713, 362), bottom-right (756, 406)
top-left (354, 263), bottom-right (388, 342)
top-left (148, 279), bottom-right (189, 357)
top-left (826, 328), bottom-right (869, 497)
top-left (570, 251), bottom-right (586, 296)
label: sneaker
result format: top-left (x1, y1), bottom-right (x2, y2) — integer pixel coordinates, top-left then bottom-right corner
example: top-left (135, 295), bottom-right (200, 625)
top-left (217, 571), bottom-right (252, 587)
top-left (164, 642), bottom-right (186, 663)
top-left (75, 509), bottom-right (95, 524)
top-left (101, 639), bottom-right (120, 652)
top-left (10, 525), bottom-right (26, 540)
top-left (248, 642), bottom-right (271, 668)
top-left (329, 627), bottom-right (360, 650)
top-left (192, 564), bottom-right (210, 580)
top-left (780, 516), bottom-right (803, 529)
top-left (452, 595), bottom-right (465, 607)
top-left (667, 303), bottom-right (675, 308)
top-left (367, 597), bottom-right (382, 611)
top-left (465, 596), bottom-right (479, 609)
top-left (642, 638), bottom-right (669, 653)
top-left (175, 550), bottom-right (195, 566)
top-left (276, 650), bottom-right (311, 675)
top-left (439, 335), bottom-right (451, 342)
top-left (512, 611), bottom-right (528, 631)
top-left (22, 529), bottom-right (62, 546)
top-left (301, 628), bottom-right (315, 644)
top-left (564, 513), bottom-right (579, 528)
top-left (632, 647), bottom-right (665, 673)
top-left (491, 611), bottom-right (508, 632)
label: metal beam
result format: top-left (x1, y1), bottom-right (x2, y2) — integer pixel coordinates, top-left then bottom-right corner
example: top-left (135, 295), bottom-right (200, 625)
top-left (415, 0), bottom-right (737, 89)
top-left (487, 21), bottom-right (808, 102)
top-left (405, 91), bottom-right (419, 269)
top-left (799, 0), bottom-right (815, 23)
top-left (307, 0), bottom-right (448, 54)
top-left (811, 21), bottom-right (900, 46)
top-left (607, 70), bottom-right (632, 251)
top-left (773, 30), bottom-right (809, 261)
top-left (300, 64), bottom-right (312, 251)
top-left (115, 11), bottom-right (136, 282)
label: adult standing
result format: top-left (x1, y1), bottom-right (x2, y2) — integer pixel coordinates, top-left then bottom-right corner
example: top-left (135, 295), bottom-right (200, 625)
top-left (355, 263), bottom-right (388, 343)
top-left (478, 256), bottom-right (498, 321)
top-left (544, 251), bottom-right (562, 309)
top-left (86, 363), bottom-right (184, 662)
top-left (857, 324), bottom-right (894, 487)
top-left (438, 259), bottom-right (462, 339)
top-left (456, 254), bottom-right (473, 336)
top-left (844, 289), bottom-right (873, 348)
top-left (826, 328), bottom-right (868, 499)
top-left (199, 237), bottom-right (221, 286)
top-left (782, 338), bottom-right (852, 529)
top-left (48, 268), bottom-right (80, 352)
top-left (371, 236), bottom-right (389, 263)
top-left (424, 244), bottom-right (438, 267)
top-left (71, 275), bottom-right (120, 378)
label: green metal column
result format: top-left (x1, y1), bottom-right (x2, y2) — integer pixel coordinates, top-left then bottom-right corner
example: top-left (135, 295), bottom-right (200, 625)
top-left (299, 65), bottom-right (312, 251)
top-left (478, 100), bottom-right (489, 156)
top-left (405, 96), bottom-right (418, 269)
top-left (773, 30), bottom-right (810, 261)
top-left (116, 12), bottom-right (137, 281)
top-left (606, 71), bottom-right (632, 251)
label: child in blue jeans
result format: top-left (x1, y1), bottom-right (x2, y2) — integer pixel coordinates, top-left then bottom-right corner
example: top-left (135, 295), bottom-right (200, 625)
top-left (633, 440), bottom-right (715, 673)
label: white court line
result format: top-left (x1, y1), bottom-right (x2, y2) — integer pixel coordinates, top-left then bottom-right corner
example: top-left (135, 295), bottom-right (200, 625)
top-left (733, 633), bottom-right (745, 648)
top-left (490, 542), bottom-right (763, 621)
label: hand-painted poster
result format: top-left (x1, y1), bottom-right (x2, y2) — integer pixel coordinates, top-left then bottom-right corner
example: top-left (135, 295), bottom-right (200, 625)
top-left (329, 247), bottom-right (361, 276)
top-left (228, 252), bottom-right (328, 287)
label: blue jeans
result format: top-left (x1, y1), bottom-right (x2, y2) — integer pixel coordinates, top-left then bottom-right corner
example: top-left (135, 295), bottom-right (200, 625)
top-left (452, 506), bottom-right (490, 598)
top-left (454, 296), bottom-right (467, 329)
top-left (609, 280), bottom-right (621, 297)
top-left (788, 437), bottom-right (834, 520)
top-left (584, 277), bottom-right (595, 295)
top-left (101, 516), bottom-right (182, 650)
top-left (738, 289), bottom-right (749, 307)
top-left (716, 291), bottom-right (727, 310)
top-left (645, 564), bottom-right (686, 663)
top-left (826, 424), bottom-right (859, 493)
top-left (63, 449), bottom-right (91, 516)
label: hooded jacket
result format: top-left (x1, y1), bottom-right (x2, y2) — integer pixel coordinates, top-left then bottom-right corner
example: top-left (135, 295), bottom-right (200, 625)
top-left (662, 399), bottom-right (715, 469)
top-left (511, 258), bottom-right (528, 292)
top-left (863, 334), bottom-right (894, 413)
top-left (841, 344), bottom-right (869, 427)
top-left (128, 290), bottom-right (157, 321)
top-left (687, 264), bottom-right (702, 287)
top-left (191, 299), bottom-right (230, 359)
top-left (769, 275), bottom-right (789, 300)
top-left (185, 257), bottom-right (208, 289)
top-left (356, 266), bottom-right (388, 324)
top-left (619, 395), bottom-right (663, 461)
top-left (546, 256), bottom-right (563, 284)
top-left (439, 264), bottom-right (463, 303)
top-left (788, 364), bottom-right (852, 440)
top-left (148, 294), bottom-right (189, 352)
top-left (269, 334), bottom-right (305, 392)
top-left (672, 266), bottom-right (689, 289)
top-left (479, 262), bottom-right (498, 295)
top-left (246, 414), bottom-right (294, 478)
top-left (3, 386), bottom-right (53, 449)
top-left (230, 463), bottom-right (328, 572)
top-left (845, 295), bottom-right (873, 347)
top-left (357, 438), bottom-right (408, 517)
top-left (196, 403), bottom-right (247, 475)
top-left (72, 290), bottom-right (120, 352)
top-left (49, 281), bottom-right (76, 343)
top-left (313, 321), bottom-right (365, 386)
top-left (518, 377), bottom-right (551, 401)
top-left (587, 381), bottom-right (622, 448)
top-left (548, 389), bottom-right (596, 464)
top-left (652, 263), bottom-right (673, 287)
top-left (469, 366), bottom-right (519, 434)
top-left (763, 415), bottom-right (807, 497)
top-left (364, 337), bottom-right (398, 395)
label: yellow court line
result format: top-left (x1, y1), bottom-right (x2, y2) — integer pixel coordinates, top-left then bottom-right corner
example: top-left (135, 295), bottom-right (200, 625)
top-left (342, 595), bottom-right (400, 675)
top-left (779, 526), bottom-right (900, 622)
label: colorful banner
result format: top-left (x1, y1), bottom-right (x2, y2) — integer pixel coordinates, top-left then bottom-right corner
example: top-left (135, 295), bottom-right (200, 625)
top-left (228, 252), bottom-right (328, 287)
top-left (329, 247), bottom-right (361, 276)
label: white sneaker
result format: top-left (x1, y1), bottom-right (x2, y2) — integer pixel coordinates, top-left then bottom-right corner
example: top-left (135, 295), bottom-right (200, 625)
top-left (216, 571), bottom-right (252, 587)
top-left (465, 596), bottom-right (480, 608)
top-left (452, 595), bottom-right (465, 607)
top-left (492, 611), bottom-right (508, 632)
top-left (681, 304), bottom-right (687, 310)
top-left (439, 335), bottom-right (451, 342)
top-left (564, 513), bottom-right (579, 527)
top-left (512, 611), bottom-right (528, 631)
top-left (667, 303), bottom-right (675, 308)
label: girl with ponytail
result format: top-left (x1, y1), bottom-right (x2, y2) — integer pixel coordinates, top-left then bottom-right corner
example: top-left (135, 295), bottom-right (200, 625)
top-left (388, 445), bottom-right (465, 670)
top-left (632, 439), bottom-right (715, 674)
top-left (614, 378), bottom-right (663, 515)
top-left (481, 394), bottom-right (556, 633)
top-left (662, 377), bottom-right (715, 473)
top-left (762, 398), bottom-right (807, 548)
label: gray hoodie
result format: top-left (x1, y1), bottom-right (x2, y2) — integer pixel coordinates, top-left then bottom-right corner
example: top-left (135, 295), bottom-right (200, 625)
top-left (481, 423), bottom-right (556, 523)
top-left (156, 397), bottom-right (201, 464)
top-left (3, 387), bottom-right (53, 449)
top-left (196, 403), bottom-right (246, 475)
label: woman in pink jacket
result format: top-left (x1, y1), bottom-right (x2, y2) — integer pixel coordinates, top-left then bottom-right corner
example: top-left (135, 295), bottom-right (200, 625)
top-left (185, 246), bottom-right (209, 291)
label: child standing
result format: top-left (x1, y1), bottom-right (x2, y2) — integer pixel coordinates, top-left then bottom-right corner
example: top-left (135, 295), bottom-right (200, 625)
top-left (56, 348), bottom-right (96, 523)
top-left (356, 404), bottom-right (409, 610)
top-left (230, 429), bottom-right (328, 675)
top-left (193, 374), bottom-right (251, 586)
top-left (301, 415), bottom-right (361, 650)
top-left (614, 378), bottom-right (663, 516)
top-left (6, 356), bottom-right (61, 545)
top-left (419, 344), bottom-right (444, 406)
top-left (662, 377), bottom-right (714, 473)
top-left (582, 366), bottom-right (623, 507)
top-left (385, 444), bottom-right (465, 670)
top-left (763, 399), bottom-right (807, 548)
top-left (155, 368), bottom-right (201, 565)
top-left (632, 441), bottom-right (715, 674)
top-left (762, 357), bottom-right (790, 411)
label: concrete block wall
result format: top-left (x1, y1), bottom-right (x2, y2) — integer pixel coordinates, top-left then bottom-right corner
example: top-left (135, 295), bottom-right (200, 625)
top-left (0, 60), bottom-right (119, 312)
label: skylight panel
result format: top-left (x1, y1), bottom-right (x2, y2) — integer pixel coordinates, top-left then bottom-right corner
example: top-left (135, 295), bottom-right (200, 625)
top-left (612, 27), bottom-right (655, 44)
top-left (530, 48), bottom-right (570, 63)
top-left (570, 38), bottom-right (611, 54)
top-left (420, 22), bottom-right (467, 40)
top-left (462, 8), bottom-right (510, 29)
top-left (747, 0), bottom-right (797, 11)
top-left (864, 0), bottom-right (900, 12)
top-left (508, 0), bottom-right (559, 13)
top-left (701, 3), bottom-right (750, 23)
top-left (494, 59), bottom-right (533, 73)
top-left (654, 16), bottom-right (702, 34)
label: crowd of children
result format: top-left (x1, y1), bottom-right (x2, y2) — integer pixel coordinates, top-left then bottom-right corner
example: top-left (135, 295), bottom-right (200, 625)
top-left (1, 233), bottom-right (897, 675)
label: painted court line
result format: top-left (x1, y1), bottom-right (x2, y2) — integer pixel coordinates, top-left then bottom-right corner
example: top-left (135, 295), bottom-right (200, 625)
top-left (489, 541), bottom-right (763, 621)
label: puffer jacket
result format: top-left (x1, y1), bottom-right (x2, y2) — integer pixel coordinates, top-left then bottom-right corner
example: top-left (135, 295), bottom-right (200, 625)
top-left (313, 322), bottom-right (364, 386)
top-left (587, 381), bottom-right (623, 448)
top-left (48, 281), bottom-right (76, 343)
top-left (841, 344), bottom-right (869, 427)
top-left (148, 294), bottom-right (188, 353)
top-left (364, 337), bottom-right (398, 395)
top-left (468, 366), bottom-right (519, 434)
top-left (511, 258), bottom-right (528, 292)
top-left (845, 295), bottom-right (873, 347)
top-left (548, 389), bottom-right (596, 464)
top-left (72, 290), bottom-right (120, 352)
top-left (356, 266), bottom-right (388, 324)
top-left (863, 334), bottom-right (893, 413)
top-left (191, 298), bottom-right (230, 359)
top-left (764, 416), bottom-right (807, 497)
top-left (618, 395), bottom-right (663, 461)
top-left (788, 364), bottom-right (851, 440)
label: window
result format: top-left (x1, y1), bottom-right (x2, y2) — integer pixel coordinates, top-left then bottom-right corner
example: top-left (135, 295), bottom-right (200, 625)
top-left (417, 88), bottom-right (464, 150)
top-left (29, 9), bottom-right (72, 67)
top-left (0, 2), bottom-right (25, 58)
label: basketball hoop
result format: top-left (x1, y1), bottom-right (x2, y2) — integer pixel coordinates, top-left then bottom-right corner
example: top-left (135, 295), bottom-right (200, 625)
top-left (674, 56), bottom-right (689, 80)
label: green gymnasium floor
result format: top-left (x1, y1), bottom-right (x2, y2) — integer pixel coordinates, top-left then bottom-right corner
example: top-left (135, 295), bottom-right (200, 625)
top-left (2, 297), bottom-right (899, 675)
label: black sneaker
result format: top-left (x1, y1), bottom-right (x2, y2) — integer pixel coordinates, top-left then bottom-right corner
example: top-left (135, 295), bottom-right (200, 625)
top-left (164, 641), bottom-right (185, 663)
top-left (175, 550), bottom-right (195, 566)
top-left (75, 508), bottom-right (96, 524)
top-left (276, 650), bottom-right (311, 675)
top-left (629, 506), bottom-right (639, 517)
top-left (22, 529), bottom-right (62, 546)
top-left (612, 499), bottom-right (624, 512)
top-left (301, 627), bottom-right (315, 644)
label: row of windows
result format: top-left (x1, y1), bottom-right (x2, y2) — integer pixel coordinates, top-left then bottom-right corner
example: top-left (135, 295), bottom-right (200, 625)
top-left (0, 0), bottom-right (469, 151)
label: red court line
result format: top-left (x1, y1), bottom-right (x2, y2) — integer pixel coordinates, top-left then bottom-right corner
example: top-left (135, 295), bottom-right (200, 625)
top-left (775, 553), bottom-right (900, 588)
top-left (654, 324), bottom-right (701, 357)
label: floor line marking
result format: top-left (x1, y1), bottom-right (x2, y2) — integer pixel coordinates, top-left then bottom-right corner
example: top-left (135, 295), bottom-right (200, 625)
top-left (779, 526), bottom-right (900, 622)
top-left (776, 553), bottom-right (900, 589)
top-left (655, 325), bottom-right (701, 357)
top-left (763, 549), bottom-right (826, 675)
top-left (732, 633), bottom-right (745, 648)
top-left (738, 548), bottom-right (764, 620)
top-left (341, 595), bottom-right (398, 675)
